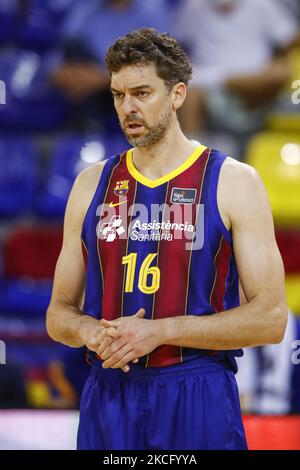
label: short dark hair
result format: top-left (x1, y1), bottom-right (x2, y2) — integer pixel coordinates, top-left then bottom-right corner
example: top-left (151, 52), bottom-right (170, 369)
top-left (105, 28), bottom-right (192, 90)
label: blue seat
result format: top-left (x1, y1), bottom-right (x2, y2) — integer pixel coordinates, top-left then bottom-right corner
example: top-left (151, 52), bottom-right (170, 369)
top-left (105, 131), bottom-right (130, 156)
top-left (35, 134), bottom-right (105, 218)
top-left (0, 137), bottom-right (37, 216)
top-left (35, 133), bottom-right (129, 218)
top-left (0, 225), bottom-right (62, 319)
top-left (0, 279), bottom-right (52, 318)
top-left (14, 0), bottom-right (73, 50)
top-left (0, 49), bottom-right (69, 131)
top-left (0, 1), bottom-right (18, 43)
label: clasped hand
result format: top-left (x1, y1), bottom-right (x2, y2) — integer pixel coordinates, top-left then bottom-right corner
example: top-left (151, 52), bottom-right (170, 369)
top-left (97, 308), bottom-right (160, 372)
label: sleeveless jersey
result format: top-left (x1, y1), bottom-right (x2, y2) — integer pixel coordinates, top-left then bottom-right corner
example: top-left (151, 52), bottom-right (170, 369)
top-left (81, 144), bottom-right (243, 370)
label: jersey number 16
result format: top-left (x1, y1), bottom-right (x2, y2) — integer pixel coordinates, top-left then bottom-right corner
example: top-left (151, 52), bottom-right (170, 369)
top-left (122, 252), bottom-right (160, 294)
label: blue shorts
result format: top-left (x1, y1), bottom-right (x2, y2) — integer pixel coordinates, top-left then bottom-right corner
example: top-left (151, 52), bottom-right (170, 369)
top-left (77, 355), bottom-right (247, 450)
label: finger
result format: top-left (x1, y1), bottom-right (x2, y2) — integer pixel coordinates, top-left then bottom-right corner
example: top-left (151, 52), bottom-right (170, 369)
top-left (93, 327), bottom-right (118, 354)
top-left (98, 337), bottom-right (127, 361)
top-left (102, 343), bottom-right (132, 369)
top-left (103, 350), bottom-right (138, 371)
top-left (120, 358), bottom-right (138, 372)
top-left (100, 318), bottom-right (120, 328)
top-left (96, 332), bottom-right (121, 357)
top-left (134, 308), bottom-right (145, 318)
top-left (96, 335), bottom-right (116, 357)
top-left (98, 326), bottom-right (119, 339)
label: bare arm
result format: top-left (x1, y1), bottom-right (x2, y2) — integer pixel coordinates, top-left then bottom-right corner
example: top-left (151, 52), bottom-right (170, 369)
top-left (159, 159), bottom-right (288, 349)
top-left (46, 161), bottom-right (141, 372)
top-left (98, 159), bottom-right (288, 370)
top-left (46, 165), bottom-right (104, 346)
top-left (225, 58), bottom-right (291, 107)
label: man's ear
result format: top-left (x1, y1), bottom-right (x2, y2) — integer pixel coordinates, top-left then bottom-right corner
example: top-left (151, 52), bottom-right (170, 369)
top-left (172, 82), bottom-right (186, 111)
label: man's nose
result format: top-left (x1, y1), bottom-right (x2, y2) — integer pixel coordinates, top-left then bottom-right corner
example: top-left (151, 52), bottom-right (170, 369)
top-left (121, 95), bottom-right (138, 114)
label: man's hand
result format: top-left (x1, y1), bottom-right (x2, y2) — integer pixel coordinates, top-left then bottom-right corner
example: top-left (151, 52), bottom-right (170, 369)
top-left (78, 317), bottom-right (132, 373)
top-left (98, 308), bottom-right (162, 371)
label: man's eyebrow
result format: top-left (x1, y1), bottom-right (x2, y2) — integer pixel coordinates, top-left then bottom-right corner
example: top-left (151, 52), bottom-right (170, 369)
top-left (110, 84), bottom-right (152, 92)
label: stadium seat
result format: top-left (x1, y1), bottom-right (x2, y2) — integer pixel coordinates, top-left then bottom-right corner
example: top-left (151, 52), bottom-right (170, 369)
top-left (104, 131), bottom-right (130, 156)
top-left (0, 279), bottom-right (53, 317)
top-left (14, 0), bottom-right (73, 51)
top-left (0, 49), bottom-right (69, 131)
top-left (3, 226), bottom-right (63, 279)
top-left (285, 275), bottom-right (300, 316)
top-left (35, 133), bottom-right (129, 218)
top-left (284, 47), bottom-right (300, 95)
top-left (276, 230), bottom-right (300, 274)
top-left (0, 137), bottom-right (37, 216)
top-left (266, 114), bottom-right (300, 133)
top-left (266, 47), bottom-right (300, 133)
top-left (245, 132), bottom-right (300, 226)
top-left (0, 1), bottom-right (18, 43)
top-left (0, 226), bottom-right (63, 317)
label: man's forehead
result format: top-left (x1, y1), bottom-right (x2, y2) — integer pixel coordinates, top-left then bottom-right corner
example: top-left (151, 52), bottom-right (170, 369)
top-left (111, 63), bottom-right (162, 89)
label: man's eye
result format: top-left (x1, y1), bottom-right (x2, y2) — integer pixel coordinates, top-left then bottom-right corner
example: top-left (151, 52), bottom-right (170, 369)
top-left (113, 93), bottom-right (123, 99)
top-left (137, 91), bottom-right (149, 97)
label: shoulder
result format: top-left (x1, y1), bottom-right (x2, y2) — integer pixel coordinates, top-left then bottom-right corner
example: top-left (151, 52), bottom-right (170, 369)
top-left (217, 157), bottom-right (267, 230)
top-left (66, 159), bottom-right (108, 224)
top-left (75, 159), bottom-right (107, 194)
top-left (219, 156), bottom-right (260, 188)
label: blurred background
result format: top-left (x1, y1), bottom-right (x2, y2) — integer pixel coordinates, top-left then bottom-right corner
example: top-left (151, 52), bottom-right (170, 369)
top-left (0, 0), bottom-right (300, 450)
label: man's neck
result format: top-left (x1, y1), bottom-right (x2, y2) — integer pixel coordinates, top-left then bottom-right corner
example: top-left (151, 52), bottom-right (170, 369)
top-left (132, 121), bottom-right (198, 181)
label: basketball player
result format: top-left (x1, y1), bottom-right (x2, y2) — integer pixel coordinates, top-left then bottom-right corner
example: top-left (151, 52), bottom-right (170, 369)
top-left (46, 29), bottom-right (287, 450)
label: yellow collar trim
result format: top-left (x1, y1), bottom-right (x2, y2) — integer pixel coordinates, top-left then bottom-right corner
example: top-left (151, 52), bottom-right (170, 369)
top-left (126, 144), bottom-right (207, 188)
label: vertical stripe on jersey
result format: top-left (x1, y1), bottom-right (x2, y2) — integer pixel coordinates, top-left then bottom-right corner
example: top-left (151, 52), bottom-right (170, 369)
top-left (81, 239), bottom-right (88, 271)
top-left (146, 148), bottom-right (211, 367)
top-left (209, 236), bottom-right (232, 313)
top-left (98, 153), bottom-right (137, 320)
top-left (122, 183), bottom-right (167, 321)
top-left (120, 181), bottom-right (138, 317)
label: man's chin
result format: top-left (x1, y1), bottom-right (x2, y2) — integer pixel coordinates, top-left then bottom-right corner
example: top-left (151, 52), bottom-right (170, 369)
top-left (124, 131), bottom-right (149, 147)
top-left (125, 136), bottom-right (147, 147)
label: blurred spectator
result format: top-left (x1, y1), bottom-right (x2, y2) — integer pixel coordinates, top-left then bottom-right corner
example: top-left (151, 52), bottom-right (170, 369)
top-left (175, 0), bottom-right (300, 136)
top-left (47, 347), bottom-right (89, 409)
top-left (0, 363), bottom-right (28, 408)
top-left (14, 0), bottom-right (75, 51)
top-left (237, 311), bottom-right (300, 414)
top-left (50, 0), bottom-right (171, 127)
top-left (0, 1), bottom-right (172, 130)
top-left (0, 0), bottom-right (75, 50)
top-left (0, 0), bottom-right (18, 43)
top-left (276, 0), bottom-right (300, 19)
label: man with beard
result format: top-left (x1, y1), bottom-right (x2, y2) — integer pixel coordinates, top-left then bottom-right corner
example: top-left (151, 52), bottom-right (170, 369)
top-left (46, 29), bottom-right (287, 450)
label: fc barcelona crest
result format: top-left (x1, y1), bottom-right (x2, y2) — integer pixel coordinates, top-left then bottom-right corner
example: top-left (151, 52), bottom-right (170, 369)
top-left (114, 180), bottom-right (129, 196)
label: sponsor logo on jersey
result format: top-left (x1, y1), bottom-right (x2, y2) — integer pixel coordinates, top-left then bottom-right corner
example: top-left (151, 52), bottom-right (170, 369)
top-left (130, 219), bottom-right (194, 242)
top-left (170, 187), bottom-right (197, 204)
top-left (109, 200), bottom-right (127, 208)
top-left (97, 203), bottom-right (204, 249)
top-left (114, 180), bottom-right (129, 196)
top-left (99, 215), bottom-right (125, 242)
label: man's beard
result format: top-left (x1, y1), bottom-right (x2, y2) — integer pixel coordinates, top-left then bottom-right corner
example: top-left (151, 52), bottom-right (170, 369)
top-left (120, 102), bottom-right (172, 147)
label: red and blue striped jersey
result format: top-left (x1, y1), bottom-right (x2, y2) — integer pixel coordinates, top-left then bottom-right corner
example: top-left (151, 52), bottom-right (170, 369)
top-left (81, 145), bottom-right (242, 369)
